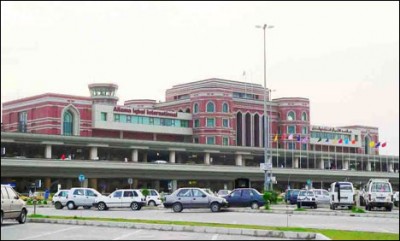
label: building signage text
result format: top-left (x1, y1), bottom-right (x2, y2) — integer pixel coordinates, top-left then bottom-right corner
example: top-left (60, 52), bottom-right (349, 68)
top-left (311, 126), bottom-right (352, 133)
top-left (113, 107), bottom-right (178, 117)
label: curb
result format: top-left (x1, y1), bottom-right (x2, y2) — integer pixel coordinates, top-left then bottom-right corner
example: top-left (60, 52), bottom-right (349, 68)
top-left (28, 218), bottom-right (330, 240)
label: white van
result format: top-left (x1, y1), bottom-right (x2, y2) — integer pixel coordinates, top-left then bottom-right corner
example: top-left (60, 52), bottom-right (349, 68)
top-left (329, 182), bottom-right (355, 210)
top-left (362, 179), bottom-right (393, 211)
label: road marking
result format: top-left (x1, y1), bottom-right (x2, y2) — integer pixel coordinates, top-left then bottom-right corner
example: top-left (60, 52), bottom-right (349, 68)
top-left (211, 234), bottom-right (219, 240)
top-left (112, 230), bottom-right (141, 240)
top-left (19, 226), bottom-right (80, 240)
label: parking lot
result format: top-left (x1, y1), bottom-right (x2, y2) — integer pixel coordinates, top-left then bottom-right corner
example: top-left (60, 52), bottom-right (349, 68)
top-left (24, 206), bottom-right (399, 234)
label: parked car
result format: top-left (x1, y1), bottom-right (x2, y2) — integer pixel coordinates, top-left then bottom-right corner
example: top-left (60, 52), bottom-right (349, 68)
top-left (288, 189), bottom-right (300, 205)
top-left (285, 189), bottom-right (298, 204)
top-left (146, 189), bottom-right (162, 206)
top-left (1, 184), bottom-right (28, 225)
top-left (52, 189), bottom-right (69, 209)
top-left (297, 189), bottom-right (317, 209)
top-left (313, 189), bottom-right (330, 205)
top-left (217, 189), bottom-right (231, 197)
top-left (329, 181), bottom-right (355, 210)
top-left (223, 188), bottom-right (265, 209)
top-left (152, 160), bottom-right (168, 164)
top-left (394, 191), bottom-right (399, 207)
top-left (163, 187), bottom-right (228, 212)
top-left (93, 189), bottom-right (146, 211)
top-left (65, 187), bottom-right (102, 210)
top-left (362, 179), bottom-right (393, 211)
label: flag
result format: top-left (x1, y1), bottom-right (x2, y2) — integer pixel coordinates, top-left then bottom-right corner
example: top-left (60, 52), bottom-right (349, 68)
top-left (351, 139), bottom-right (356, 144)
top-left (332, 138), bottom-right (337, 144)
top-left (369, 141), bottom-right (375, 148)
top-left (281, 133), bottom-right (286, 140)
top-left (273, 134), bottom-right (278, 142)
top-left (288, 134), bottom-right (293, 140)
top-left (381, 142), bottom-right (387, 148)
top-left (301, 137), bottom-right (308, 143)
top-left (325, 138), bottom-right (329, 142)
top-left (338, 139), bottom-right (343, 144)
top-left (296, 135), bottom-right (301, 142)
top-left (375, 142), bottom-right (381, 148)
top-left (317, 137), bottom-right (322, 142)
top-left (344, 138), bottom-right (349, 145)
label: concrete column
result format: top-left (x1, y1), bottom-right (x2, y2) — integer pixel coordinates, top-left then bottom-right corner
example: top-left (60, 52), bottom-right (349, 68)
top-left (293, 158), bottom-right (299, 168)
top-left (44, 177), bottom-right (51, 190)
top-left (367, 161), bottom-right (371, 171)
top-left (343, 159), bottom-right (349, 170)
top-left (142, 152), bottom-right (148, 163)
top-left (45, 145), bottom-right (52, 159)
top-left (133, 179), bottom-right (139, 189)
top-left (319, 159), bottom-right (325, 169)
top-left (89, 178), bottom-right (98, 190)
top-left (204, 153), bottom-right (210, 165)
top-left (132, 149), bottom-right (138, 162)
top-left (120, 131), bottom-right (123, 139)
top-left (90, 147), bottom-right (98, 160)
top-left (389, 161), bottom-right (394, 172)
top-left (83, 179), bottom-right (88, 188)
top-left (235, 154), bottom-right (243, 166)
top-left (171, 180), bottom-right (178, 192)
top-left (169, 151), bottom-right (176, 163)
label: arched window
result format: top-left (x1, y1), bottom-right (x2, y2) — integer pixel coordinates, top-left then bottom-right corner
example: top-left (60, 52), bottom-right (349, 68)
top-left (63, 110), bottom-right (73, 136)
top-left (194, 103), bottom-right (199, 113)
top-left (301, 112), bottom-right (307, 121)
top-left (287, 111), bottom-right (295, 121)
top-left (185, 108), bottom-right (191, 113)
top-left (222, 103), bottom-right (229, 113)
top-left (206, 102), bottom-right (215, 112)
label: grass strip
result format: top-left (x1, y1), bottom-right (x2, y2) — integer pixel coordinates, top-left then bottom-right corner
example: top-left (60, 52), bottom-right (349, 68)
top-left (29, 214), bottom-right (398, 240)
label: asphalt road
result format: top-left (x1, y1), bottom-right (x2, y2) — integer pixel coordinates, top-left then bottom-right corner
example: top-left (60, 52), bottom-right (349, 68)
top-left (1, 223), bottom-right (279, 240)
top-left (26, 206), bottom-right (399, 234)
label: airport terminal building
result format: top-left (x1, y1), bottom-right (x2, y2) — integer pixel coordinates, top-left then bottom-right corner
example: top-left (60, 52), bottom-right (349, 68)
top-left (1, 78), bottom-right (398, 193)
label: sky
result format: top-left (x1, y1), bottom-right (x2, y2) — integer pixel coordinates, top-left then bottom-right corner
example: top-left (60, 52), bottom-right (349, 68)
top-left (1, 1), bottom-right (399, 155)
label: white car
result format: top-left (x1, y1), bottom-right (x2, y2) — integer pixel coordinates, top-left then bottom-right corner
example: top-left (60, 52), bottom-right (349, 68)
top-left (362, 179), bottom-right (393, 211)
top-left (146, 189), bottom-right (162, 206)
top-left (65, 188), bottom-right (102, 210)
top-left (52, 189), bottom-right (69, 209)
top-left (93, 189), bottom-right (146, 211)
top-left (394, 192), bottom-right (399, 207)
top-left (312, 189), bottom-right (330, 205)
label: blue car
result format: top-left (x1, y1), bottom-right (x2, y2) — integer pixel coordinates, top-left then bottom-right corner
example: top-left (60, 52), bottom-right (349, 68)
top-left (289, 189), bottom-right (300, 205)
top-left (285, 189), bottom-right (299, 203)
top-left (223, 188), bottom-right (265, 209)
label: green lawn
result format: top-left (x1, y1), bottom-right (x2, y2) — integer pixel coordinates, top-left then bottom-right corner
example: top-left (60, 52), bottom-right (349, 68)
top-left (29, 214), bottom-right (398, 240)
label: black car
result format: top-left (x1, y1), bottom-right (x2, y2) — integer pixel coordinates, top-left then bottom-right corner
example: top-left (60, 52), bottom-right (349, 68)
top-left (223, 188), bottom-right (265, 209)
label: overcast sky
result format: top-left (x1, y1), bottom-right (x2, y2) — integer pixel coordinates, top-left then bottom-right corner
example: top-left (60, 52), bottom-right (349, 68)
top-left (1, 1), bottom-right (399, 155)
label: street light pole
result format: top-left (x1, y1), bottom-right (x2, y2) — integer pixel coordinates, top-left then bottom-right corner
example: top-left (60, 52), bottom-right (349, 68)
top-left (256, 24), bottom-right (273, 191)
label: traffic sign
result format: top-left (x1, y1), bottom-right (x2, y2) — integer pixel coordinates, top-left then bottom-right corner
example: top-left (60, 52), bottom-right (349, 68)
top-left (128, 178), bottom-right (133, 185)
top-left (78, 174), bottom-right (85, 182)
top-left (260, 163), bottom-right (273, 171)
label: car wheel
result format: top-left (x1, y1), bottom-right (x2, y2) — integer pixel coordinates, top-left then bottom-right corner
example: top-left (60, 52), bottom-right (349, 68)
top-left (55, 202), bottom-right (63, 210)
top-left (332, 204), bottom-right (336, 210)
top-left (386, 207), bottom-right (392, 212)
top-left (148, 200), bottom-right (156, 207)
top-left (17, 209), bottom-right (27, 224)
top-left (210, 202), bottom-right (221, 212)
top-left (172, 203), bottom-right (183, 213)
top-left (131, 202), bottom-right (140, 211)
top-left (67, 202), bottom-right (76, 210)
top-left (251, 202), bottom-right (259, 209)
top-left (83, 206), bottom-right (91, 210)
top-left (348, 206), bottom-right (352, 210)
top-left (314, 204), bottom-right (318, 209)
top-left (297, 203), bottom-right (301, 209)
top-left (98, 202), bottom-right (107, 211)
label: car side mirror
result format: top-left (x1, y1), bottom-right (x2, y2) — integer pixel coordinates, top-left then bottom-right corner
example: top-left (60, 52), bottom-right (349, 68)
top-left (15, 196), bottom-right (19, 200)
top-left (202, 194), bottom-right (206, 198)
top-left (94, 194), bottom-right (98, 197)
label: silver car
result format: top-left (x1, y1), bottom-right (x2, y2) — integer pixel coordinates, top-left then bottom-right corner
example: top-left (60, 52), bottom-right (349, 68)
top-left (163, 187), bottom-right (228, 212)
top-left (1, 185), bottom-right (28, 225)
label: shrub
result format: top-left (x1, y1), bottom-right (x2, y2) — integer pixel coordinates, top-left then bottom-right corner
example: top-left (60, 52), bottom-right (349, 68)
top-left (352, 206), bottom-right (366, 213)
top-left (263, 190), bottom-right (279, 205)
top-left (43, 200), bottom-right (48, 205)
top-left (141, 189), bottom-right (150, 198)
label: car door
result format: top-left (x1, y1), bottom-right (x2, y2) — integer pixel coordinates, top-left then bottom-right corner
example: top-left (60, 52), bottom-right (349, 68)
top-left (241, 189), bottom-right (253, 207)
top-left (121, 190), bottom-right (135, 208)
top-left (109, 191), bottom-right (123, 208)
top-left (72, 189), bottom-right (86, 206)
top-left (321, 190), bottom-right (330, 204)
top-left (1, 186), bottom-right (12, 218)
top-left (314, 190), bottom-right (322, 204)
top-left (191, 189), bottom-right (209, 208)
top-left (226, 189), bottom-right (242, 207)
top-left (6, 186), bottom-right (22, 219)
top-left (176, 188), bottom-right (193, 208)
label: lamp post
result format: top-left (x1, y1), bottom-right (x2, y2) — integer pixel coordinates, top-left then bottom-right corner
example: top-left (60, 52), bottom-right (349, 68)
top-left (256, 24), bottom-right (274, 191)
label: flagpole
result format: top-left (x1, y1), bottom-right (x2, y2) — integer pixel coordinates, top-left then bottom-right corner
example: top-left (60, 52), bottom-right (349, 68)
top-left (299, 134), bottom-right (302, 169)
top-left (307, 135), bottom-right (309, 169)
top-left (284, 138), bottom-right (286, 168)
top-left (277, 134), bottom-right (279, 168)
top-left (335, 143), bottom-right (337, 170)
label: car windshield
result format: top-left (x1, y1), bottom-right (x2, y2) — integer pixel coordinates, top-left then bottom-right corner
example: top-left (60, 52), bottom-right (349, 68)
top-left (218, 190), bottom-right (229, 195)
top-left (298, 190), bottom-right (306, 196)
top-left (203, 189), bottom-right (215, 196)
top-left (340, 184), bottom-right (353, 191)
top-left (306, 191), bottom-right (314, 196)
top-left (371, 182), bottom-right (391, 192)
top-left (252, 189), bottom-right (262, 195)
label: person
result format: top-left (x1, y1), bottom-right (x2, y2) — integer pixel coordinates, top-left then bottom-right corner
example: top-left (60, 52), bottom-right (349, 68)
top-left (44, 189), bottom-right (50, 200)
top-left (68, 154), bottom-right (71, 160)
top-left (124, 157), bottom-right (128, 163)
top-left (29, 190), bottom-right (33, 198)
top-left (61, 154), bottom-right (66, 160)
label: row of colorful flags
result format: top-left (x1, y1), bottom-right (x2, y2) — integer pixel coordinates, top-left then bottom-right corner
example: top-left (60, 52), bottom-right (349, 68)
top-left (272, 134), bottom-right (387, 148)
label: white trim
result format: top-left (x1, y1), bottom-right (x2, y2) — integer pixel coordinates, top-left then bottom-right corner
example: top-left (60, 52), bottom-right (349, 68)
top-left (61, 104), bottom-right (81, 136)
top-left (3, 97), bottom-right (92, 110)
